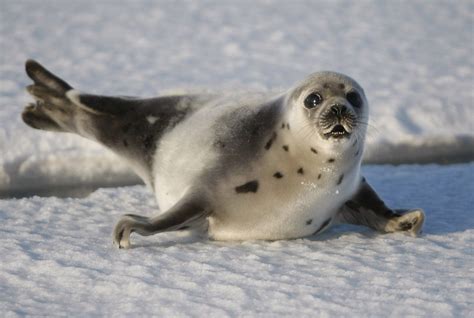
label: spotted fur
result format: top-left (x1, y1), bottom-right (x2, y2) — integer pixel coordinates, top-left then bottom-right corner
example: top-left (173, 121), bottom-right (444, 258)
top-left (21, 60), bottom-right (425, 248)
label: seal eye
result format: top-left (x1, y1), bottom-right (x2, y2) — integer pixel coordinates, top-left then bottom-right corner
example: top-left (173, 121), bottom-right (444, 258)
top-left (304, 93), bottom-right (323, 109)
top-left (346, 91), bottom-right (362, 108)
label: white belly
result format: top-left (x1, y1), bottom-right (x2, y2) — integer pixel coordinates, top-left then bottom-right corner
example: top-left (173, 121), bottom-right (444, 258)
top-left (208, 153), bottom-right (360, 241)
top-left (151, 97), bottom-right (362, 241)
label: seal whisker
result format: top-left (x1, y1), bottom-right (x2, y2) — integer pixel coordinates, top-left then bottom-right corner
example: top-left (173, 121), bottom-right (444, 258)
top-left (293, 118), bottom-right (316, 141)
top-left (299, 124), bottom-right (317, 142)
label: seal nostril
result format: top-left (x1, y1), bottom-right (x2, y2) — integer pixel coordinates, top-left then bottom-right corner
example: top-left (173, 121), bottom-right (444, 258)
top-left (331, 105), bottom-right (346, 116)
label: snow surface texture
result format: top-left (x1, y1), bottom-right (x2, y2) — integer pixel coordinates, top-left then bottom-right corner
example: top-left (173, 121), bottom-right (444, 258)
top-left (0, 0), bottom-right (473, 316)
top-left (0, 0), bottom-right (473, 196)
top-left (1, 164), bottom-right (473, 316)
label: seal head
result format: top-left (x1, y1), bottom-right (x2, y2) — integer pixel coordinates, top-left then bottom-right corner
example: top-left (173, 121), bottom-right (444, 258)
top-left (288, 72), bottom-right (368, 154)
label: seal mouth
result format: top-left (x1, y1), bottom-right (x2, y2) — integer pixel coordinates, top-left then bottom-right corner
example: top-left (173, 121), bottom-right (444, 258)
top-left (325, 124), bottom-right (350, 139)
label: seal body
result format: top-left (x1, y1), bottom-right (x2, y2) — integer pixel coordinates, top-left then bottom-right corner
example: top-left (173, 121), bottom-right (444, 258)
top-left (22, 60), bottom-right (425, 248)
top-left (152, 75), bottom-right (366, 241)
top-left (153, 93), bottom-right (362, 240)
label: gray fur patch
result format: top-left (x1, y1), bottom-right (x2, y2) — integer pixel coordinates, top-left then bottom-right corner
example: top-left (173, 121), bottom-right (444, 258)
top-left (85, 95), bottom-right (195, 171)
top-left (214, 97), bottom-right (283, 168)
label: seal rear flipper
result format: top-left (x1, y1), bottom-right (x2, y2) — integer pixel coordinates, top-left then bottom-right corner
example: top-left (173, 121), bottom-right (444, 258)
top-left (66, 91), bottom-right (140, 116)
top-left (22, 102), bottom-right (63, 131)
top-left (23, 60), bottom-right (77, 132)
top-left (25, 59), bottom-right (72, 94)
top-left (113, 195), bottom-right (211, 249)
top-left (337, 178), bottom-right (425, 236)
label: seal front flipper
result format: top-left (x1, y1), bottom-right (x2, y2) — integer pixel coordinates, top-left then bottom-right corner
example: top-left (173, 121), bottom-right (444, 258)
top-left (389, 208), bottom-right (425, 236)
top-left (337, 178), bottom-right (425, 236)
top-left (113, 194), bottom-right (211, 249)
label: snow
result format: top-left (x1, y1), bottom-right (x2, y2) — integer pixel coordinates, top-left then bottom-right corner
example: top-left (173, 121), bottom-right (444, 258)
top-left (1, 164), bottom-right (473, 316)
top-left (0, 0), bottom-right (473, 316)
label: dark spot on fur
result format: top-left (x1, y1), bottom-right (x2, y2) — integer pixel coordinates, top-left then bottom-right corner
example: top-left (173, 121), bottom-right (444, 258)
top-left (281, 123), bottom-right (285, 129)
top-left (273, 172), bottom-right (283, 179)
top-left (310, 147), bottom-right (318, 154)
top-left (337, 174), bottom-right (344, 185)
top-left (286, 123), bottom-right (290, 130)
top-left (297, 167), bottom-right (304, 175)
top-left (306, 219), bottom-right (313, 225)
top-left (318, 173), bottom-right (322, 180)
top-left (313, 218), bottom-right (331, 235)
top-left (339, 83), bottom-right (345, 89)
top-left (352, 140), bottom-right (357, 147)
top-left (265, 132), bottom-right (277, 150)
top-left (282, 145), bottom-right (289, 152)
top-left (328, 158), bottom-right (335, 163)
top-left (355, 150), bottom-right (360, 157)
top-left (235, 180), bottom-right (259, 193)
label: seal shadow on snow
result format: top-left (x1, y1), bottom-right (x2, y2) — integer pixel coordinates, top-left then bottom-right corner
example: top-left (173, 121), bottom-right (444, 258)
top-left (123, 225), bottom-right (396, 249)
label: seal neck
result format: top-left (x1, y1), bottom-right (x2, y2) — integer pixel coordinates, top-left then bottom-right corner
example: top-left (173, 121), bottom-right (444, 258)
top-left (277, 114), bottom-right (364, 173)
